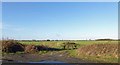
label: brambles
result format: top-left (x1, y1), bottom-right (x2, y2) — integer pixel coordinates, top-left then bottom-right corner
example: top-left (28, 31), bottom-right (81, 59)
top-left (2, 39), bottom-right (25, 53)
top-left (2, 39), bottom-right (51, 53)
top-left (24, 45), bottom-right (49, 53)
top-left (24, 45), bottom-right (38, 53)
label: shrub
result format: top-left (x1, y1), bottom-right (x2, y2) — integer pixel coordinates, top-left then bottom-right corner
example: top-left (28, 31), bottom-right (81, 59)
top-left (24, 45), bottom-right (38, 53)
top-left (2, 39), bottom-right (25, 53)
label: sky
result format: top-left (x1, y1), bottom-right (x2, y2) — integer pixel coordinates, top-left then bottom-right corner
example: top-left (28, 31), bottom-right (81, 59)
top-left (2, 0), bottom-right (119, 2)
top-left (0, 2), bottom-right (2, 40)
top-left (2, 2), bottom-right (118, 40)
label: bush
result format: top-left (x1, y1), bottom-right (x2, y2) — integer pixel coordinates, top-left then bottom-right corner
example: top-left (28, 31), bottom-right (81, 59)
top-left (2, 39), bottom-right (50, 53)
top-left (2, 40), bottom-right (25, 53)
top-left (24, 45), bottom-right (38, 53)
top-left (24, 45), bottom-right (49, 53)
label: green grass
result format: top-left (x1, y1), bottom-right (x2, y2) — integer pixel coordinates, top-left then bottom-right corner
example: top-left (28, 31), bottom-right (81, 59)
top-left (69, 50), bottom-right (118, 63)
top-left (20, 40), bottom-right (118, 48)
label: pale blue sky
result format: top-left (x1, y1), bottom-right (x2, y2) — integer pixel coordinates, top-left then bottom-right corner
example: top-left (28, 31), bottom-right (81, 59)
top-left (2, 2), bottom-right (118, 40)
top-left (2, 0), bottom-right (119, 2)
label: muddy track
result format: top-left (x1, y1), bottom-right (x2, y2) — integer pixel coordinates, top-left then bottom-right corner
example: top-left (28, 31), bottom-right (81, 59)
top-left (2, 51), bottom-right (92, 63)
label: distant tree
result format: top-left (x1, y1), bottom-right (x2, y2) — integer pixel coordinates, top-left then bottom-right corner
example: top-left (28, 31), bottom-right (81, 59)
top-left (46, 39), bottom-right (50, 41)
top-left (95, 39), bottom-right (113, 41)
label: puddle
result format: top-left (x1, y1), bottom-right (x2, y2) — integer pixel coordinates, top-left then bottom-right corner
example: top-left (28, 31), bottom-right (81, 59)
top-left (29, 61), bottom-right (73, 65)
top-left (29, 60), bottom-right (65, 63)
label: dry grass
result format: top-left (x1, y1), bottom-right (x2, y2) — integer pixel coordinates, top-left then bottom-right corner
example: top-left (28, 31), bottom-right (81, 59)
top-left (76, 43), bottom-right (118, 63)
top-left (77, 44), bottom-right (118, 58)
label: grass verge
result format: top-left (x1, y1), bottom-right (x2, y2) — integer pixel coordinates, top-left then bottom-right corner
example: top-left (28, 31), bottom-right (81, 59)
top-left (68, 50), bottom-right (118, 63)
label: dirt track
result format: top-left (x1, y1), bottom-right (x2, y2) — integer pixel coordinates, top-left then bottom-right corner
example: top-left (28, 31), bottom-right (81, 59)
top-left (2, 51), bottom-right (93, 63)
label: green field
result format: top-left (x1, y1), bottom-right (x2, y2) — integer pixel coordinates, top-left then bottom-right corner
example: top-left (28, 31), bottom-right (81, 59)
top-left (20, 40), bottom-right (118, 48)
